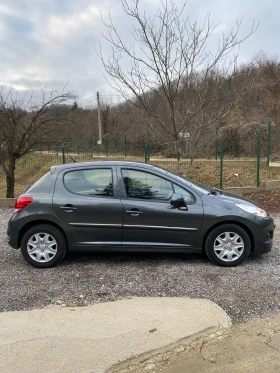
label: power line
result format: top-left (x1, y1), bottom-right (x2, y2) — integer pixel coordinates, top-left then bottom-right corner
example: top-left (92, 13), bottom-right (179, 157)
top-left (77, 95), bottom-right (96, 104)
top-left (76, 92), bottom-right (135, 107)
top-left (98, 94), bottom-right (134, 97)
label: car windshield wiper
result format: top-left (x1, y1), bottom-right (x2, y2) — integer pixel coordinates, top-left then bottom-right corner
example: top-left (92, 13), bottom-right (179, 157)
top-left (209, 187), bottom-right (223, 196)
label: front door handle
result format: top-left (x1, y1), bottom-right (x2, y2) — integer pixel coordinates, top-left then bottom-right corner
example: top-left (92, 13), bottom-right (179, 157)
top-left (60, 204), bottom-right (77, 212)
top-left (126, 209), bottom-right (143, 216)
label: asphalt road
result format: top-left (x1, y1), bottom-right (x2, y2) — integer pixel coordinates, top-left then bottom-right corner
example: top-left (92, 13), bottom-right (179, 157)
top-left (1, 208), bottom-right (280, 323)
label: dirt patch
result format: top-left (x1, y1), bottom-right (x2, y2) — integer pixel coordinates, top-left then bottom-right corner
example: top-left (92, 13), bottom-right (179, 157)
top-left (155, 314), bottom-right (280, 373)
top-left (244, 190), bottom-right (280, 213)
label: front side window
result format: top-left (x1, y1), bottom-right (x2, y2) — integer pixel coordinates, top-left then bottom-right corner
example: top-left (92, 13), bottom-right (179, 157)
top-left (173, 185), bottom-right (195, 204)
top-left (64, 168), bottom-right (113, 197)
top-left (122, 169), bottom-right (173, 201)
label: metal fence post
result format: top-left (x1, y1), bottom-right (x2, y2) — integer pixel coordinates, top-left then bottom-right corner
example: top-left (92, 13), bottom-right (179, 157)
top-left (148, 132), bottom-right (151, 161)
top-left (267, 118), bottom-right (271, 166)
top-left (215, 125), bottom-right (219, 161)
top-left (257, 129), bottom-right (261, 187)
top-left (144, 144), bottom-right (148, 163)
top-left (62, 143), bottom-right (65, 164)
top-left (77, 143), bottom-right (80, 155)
top-left (106, 136), bottom-right (108, 157)
top-left (90, 136), bottom-right (93, 157)
top-left (219, 138), bottom-right (224, 190)
top-left (124, 134), bottom-right (127, 158)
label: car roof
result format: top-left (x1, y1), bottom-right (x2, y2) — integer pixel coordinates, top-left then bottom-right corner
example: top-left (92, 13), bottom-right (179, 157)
top-left (50, 161), bottom-right (159, 173)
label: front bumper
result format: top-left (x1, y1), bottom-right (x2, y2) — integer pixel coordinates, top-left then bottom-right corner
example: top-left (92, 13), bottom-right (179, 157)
top-left (250, 216), bottom-right (275, 255)
top-left (254, 236), bottom-right (273, 254)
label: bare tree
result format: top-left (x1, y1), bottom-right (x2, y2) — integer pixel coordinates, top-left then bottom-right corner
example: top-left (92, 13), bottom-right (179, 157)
top-left (98, 0), bottom-right (257, 172)
top-left (257, 57), bottom-right (280, 119)
top-left (0, 86), bottom-right (75, 197)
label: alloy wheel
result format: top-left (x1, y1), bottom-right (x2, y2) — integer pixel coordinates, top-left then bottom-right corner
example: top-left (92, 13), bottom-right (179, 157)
top-left (27, 232), bottom-right (58, 263)
top-left (213, 231), bottom-right (244, 262)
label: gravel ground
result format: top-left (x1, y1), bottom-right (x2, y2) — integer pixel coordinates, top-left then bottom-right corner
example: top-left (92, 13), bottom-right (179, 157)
top-left (1, 208), bottom-right (280, 323)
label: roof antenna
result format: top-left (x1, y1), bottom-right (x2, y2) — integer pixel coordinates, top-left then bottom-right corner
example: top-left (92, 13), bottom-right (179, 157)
top-left (70, 155), bottom-right (77, 163)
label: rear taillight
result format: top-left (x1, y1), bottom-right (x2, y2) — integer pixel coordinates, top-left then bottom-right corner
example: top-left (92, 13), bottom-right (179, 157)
top-left (14, 197), bottom-right (33, 213)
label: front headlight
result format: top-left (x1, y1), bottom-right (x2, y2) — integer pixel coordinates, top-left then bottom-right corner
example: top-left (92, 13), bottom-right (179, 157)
top-left (236, 203), bottom-right (267, 218)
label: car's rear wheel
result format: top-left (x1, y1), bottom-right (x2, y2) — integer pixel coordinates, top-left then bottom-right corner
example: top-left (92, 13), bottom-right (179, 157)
top-left (21, 224), bottom-right (66, 268)
top-left (205, 224), bottom-right (251, 267)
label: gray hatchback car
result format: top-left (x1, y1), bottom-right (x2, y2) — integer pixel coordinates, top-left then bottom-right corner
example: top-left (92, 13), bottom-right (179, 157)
top-left (7, 161), bottom-right (274, 268)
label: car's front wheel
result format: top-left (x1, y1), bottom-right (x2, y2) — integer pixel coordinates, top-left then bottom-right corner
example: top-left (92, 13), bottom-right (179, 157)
top-left (21, 224), bottom-right (67, 268)
top-left (205, 224), bottom-right (251, 267)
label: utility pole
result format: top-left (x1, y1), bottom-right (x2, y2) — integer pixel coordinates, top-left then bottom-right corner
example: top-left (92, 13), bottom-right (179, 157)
top-left (97, 91), bottom-right (102, 145)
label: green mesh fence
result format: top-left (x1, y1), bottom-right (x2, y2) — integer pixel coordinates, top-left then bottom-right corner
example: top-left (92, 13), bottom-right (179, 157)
top-left (1, 125), bottom-right (280, 198)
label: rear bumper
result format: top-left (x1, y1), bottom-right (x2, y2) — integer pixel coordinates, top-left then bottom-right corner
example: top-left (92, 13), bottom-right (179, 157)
top-left (7, 223), bottom-right (19, 249)
top-left (8, 238), bottom-right (18, 250)
top-left (7, 212), bottom-right (28, 250)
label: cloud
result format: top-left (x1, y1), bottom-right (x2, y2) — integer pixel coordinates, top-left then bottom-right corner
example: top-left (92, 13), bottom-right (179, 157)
top-left (0, 0), bottom-right (108, 99)
top-left (0, 0), bottom-right (279, 104)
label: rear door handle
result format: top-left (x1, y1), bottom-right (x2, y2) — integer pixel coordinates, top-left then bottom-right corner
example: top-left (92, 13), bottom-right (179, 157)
top-left (60, 205), bottom-right (77, 212)
top-left (126, 209), bottom-right (143, 216)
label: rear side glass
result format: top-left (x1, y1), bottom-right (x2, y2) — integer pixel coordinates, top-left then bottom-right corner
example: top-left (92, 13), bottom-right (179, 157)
top-left (64, 168), bottom-right (113, 197)
top-left (27, 172), bottom-right (55, 194)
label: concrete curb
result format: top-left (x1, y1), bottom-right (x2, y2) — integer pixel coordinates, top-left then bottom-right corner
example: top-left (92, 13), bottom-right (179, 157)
top-left (225, 180), bottom-right (280, 194)
top-left (0, 198), bottom-right (15, 208)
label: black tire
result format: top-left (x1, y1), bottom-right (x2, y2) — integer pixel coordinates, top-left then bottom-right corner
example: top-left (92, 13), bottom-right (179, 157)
top-left (205, 224), bottom-right (251, 267)
top-left (21, 224), bottom-right (67, 268)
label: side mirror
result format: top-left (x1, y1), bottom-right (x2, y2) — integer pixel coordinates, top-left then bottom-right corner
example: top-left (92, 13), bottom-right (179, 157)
top-left (170, 193), bottom-right (187, 209)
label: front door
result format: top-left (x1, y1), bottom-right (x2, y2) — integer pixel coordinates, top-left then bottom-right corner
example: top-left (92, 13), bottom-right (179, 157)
top-left (118, 167), bottom-right (203, 249)
top-left (53, 166), bottom-right (122, 248)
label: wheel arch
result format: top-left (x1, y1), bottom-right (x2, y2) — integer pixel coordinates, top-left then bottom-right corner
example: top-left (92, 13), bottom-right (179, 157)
top-left (17, 220), bottom-right (69, 250)
top-left (202, 220), bottom-right (255, 253)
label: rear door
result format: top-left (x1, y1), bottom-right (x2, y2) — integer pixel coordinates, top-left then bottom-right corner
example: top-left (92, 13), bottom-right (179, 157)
top-left (118, 167), bottom-right (204, 250)
top-left (53, 166), bottom-right (122, 249)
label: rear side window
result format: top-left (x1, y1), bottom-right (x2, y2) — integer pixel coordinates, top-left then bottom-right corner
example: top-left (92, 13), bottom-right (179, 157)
top-left (64, 168), bottom-right (113, 197)
top-left (28, 172), bottom-right (55, 194)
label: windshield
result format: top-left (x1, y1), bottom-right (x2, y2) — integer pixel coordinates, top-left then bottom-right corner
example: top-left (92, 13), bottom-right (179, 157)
top-left (154, 167), bottom-right (211, 195)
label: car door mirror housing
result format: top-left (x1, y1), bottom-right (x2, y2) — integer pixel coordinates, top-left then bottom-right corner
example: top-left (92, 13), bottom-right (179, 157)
top-left (170, 193), bottom-right (186, 207)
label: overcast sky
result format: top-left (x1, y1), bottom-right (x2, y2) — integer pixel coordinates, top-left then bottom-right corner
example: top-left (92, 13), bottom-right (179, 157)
top-left (0, 0), bottom-right (278, 106)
